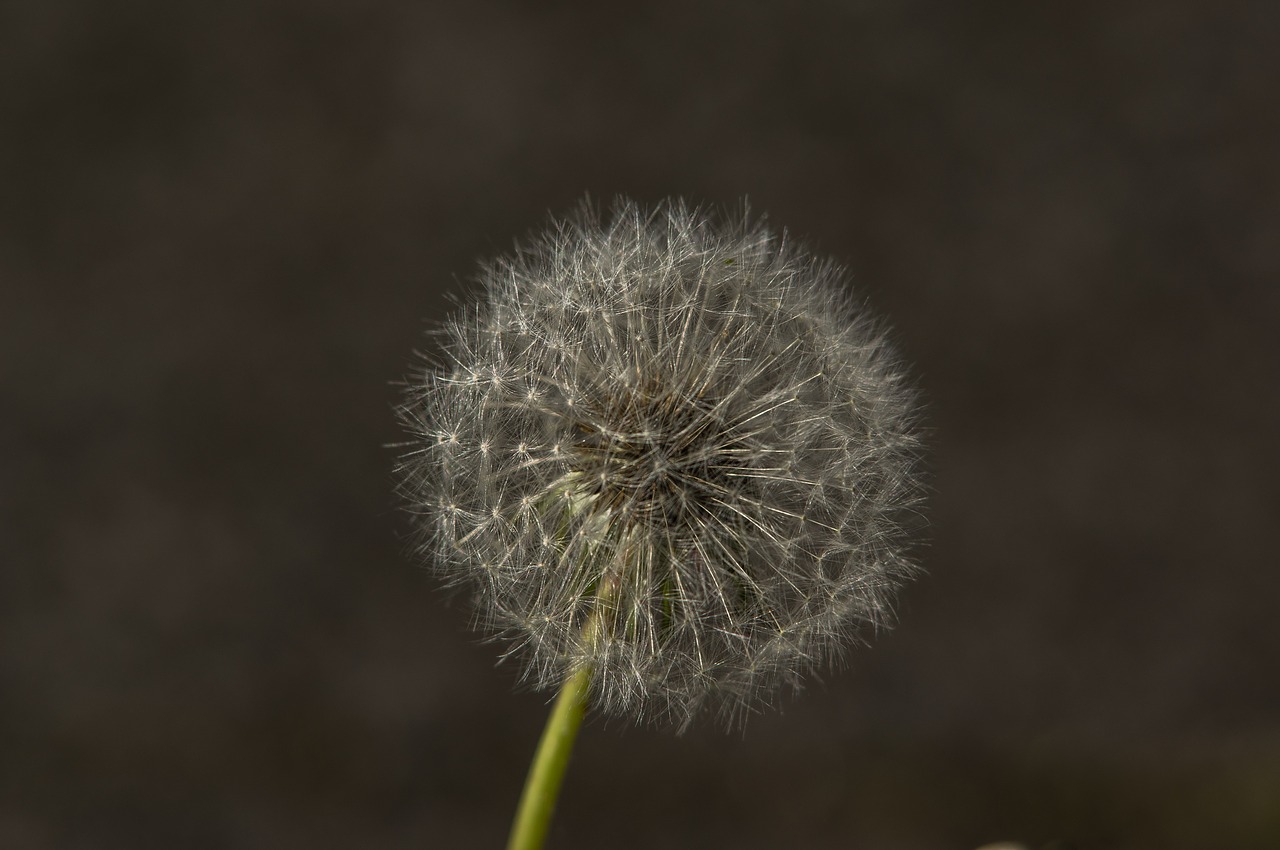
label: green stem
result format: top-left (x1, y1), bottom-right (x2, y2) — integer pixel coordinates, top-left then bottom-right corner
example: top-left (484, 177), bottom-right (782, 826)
top-left (505, 664), bottom-right (592, 850)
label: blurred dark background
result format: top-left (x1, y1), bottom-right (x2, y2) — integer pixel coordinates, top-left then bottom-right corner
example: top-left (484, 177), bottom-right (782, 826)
top-left (3, 1), bottom-right (1278, 848)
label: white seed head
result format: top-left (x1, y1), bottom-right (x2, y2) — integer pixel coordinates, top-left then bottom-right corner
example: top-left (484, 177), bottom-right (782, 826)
top-left (397, 198), bottom-right (924, 729)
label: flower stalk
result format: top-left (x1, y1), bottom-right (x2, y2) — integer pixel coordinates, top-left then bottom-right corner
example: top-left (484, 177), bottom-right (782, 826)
top-left (507, 576), bottom-right (617, 850)
top-left (506, 663), bottom-right (591, 850)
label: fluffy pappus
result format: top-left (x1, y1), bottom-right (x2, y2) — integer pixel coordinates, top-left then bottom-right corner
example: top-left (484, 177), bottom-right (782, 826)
top-left (396, 197), bottom-right (924, 729)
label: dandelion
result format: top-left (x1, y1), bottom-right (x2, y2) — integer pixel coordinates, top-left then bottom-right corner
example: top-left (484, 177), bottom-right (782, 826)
top-left (395, 197), bottom-right (924, 849)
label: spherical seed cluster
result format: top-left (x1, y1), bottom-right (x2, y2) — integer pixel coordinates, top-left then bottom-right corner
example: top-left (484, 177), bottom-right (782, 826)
top-left (397, 198), bottom-right (923, 729)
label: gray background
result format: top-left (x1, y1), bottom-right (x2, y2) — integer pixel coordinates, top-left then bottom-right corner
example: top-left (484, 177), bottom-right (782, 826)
top-left (3, 1), bottom-right (1278, 848)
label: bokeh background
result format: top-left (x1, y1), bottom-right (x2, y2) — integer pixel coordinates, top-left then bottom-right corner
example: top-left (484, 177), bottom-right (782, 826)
top-left (3, 1), bottom-right (1278, 848)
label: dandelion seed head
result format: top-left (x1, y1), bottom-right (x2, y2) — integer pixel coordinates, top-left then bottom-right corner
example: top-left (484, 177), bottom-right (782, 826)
top-left (397, 197), bottom-right (925, 729)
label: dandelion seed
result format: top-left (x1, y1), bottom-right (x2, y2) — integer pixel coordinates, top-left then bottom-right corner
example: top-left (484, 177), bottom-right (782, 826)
top-left (397, 197), bottom-right (924, 730)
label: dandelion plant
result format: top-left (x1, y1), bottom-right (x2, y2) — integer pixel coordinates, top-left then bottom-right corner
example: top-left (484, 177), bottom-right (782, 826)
top-left (396, 197), bottom-right (924, 849)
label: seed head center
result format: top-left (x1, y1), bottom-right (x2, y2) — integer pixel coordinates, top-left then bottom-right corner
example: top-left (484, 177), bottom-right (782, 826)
top-left (570, 387), bottom-right (746, 532)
